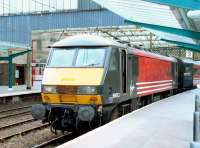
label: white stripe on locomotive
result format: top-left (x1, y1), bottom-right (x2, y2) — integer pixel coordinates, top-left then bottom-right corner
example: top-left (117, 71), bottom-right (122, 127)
top-left (136, 80), bottom-right (173, 85)
top-left (137, 86), bottom-right (172, 94)
top-left (137, 83), bottom-right (172, 90)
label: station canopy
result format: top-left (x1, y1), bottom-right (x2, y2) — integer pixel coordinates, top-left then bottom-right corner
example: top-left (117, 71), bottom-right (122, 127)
top-left (0, 40), bottom-right (31, 60)
top-left (0, 0), bottom-right (199, 52)
top-left (93, 0), bottom-right (200, 52)
top-left (0, 41), bottom-right (30, 50)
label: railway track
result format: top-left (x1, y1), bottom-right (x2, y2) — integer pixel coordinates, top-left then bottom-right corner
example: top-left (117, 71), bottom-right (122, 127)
top-left (0, 123), bottom-right (48, 142)
top-left (0, 103), bottom-right (77, 147)
top-left (0, 118), bottom-right (36, 130)
top-left (32, 132), bottom-right (77, 148)
top-left (0, 104), bottom-right (49, 143)
top-left (0, 105), bottom-right (32, 120)
top-left (0, 110), bottom-right (31, 120)
top-left (0, 105), bottom-right (32, 114)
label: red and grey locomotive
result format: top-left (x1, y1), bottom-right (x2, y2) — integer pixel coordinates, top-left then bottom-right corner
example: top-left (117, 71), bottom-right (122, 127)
top-left (32, 35), bottom-right (200, 133)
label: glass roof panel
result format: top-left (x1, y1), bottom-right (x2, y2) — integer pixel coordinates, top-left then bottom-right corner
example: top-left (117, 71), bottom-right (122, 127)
top-left (93, 0), bottom-right (200, 50)
top-left (93, 0), bottom-right (182, 29)
top-left (0, 0), bottom-right (77, 15)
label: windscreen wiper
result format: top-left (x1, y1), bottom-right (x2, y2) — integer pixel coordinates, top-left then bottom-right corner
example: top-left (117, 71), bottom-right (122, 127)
top-left (86, 63), bottom-right (100, 66)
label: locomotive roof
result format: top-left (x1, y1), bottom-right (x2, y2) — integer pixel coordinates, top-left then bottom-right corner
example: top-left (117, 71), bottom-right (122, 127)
top-left (180, 58), bottom-right (194, 64)
top-left (51, 34), bottom-right (126, 48)
top-left (129, 48), bottom-right (177, 63)
top-left (180, 58), bottom-right (200, 65)
top-left (50, 34), bottom-right (177, 63)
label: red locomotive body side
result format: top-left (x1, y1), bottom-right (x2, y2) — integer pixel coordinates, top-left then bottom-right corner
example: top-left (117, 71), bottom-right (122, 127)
top-left (132, 48), bottom-right (175, 97)
top-left (193, 64), bottom-right (200, 87)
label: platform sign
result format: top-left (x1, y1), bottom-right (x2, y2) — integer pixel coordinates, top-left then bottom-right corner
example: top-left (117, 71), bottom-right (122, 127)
top-left (186, 50), bottom-right (193, 58)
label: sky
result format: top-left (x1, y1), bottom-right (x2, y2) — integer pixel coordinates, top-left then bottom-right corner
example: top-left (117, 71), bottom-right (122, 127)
top-left (0, 0), bottom-right (78, 14)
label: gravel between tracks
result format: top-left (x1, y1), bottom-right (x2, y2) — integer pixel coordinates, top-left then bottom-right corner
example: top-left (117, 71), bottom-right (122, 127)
top-left (0, 100), bottom-right (67, 148)
top-left (0, 114), bottom-right (33, 127)
top-left (0, 128), bottom-right (64, 148)
top-left (0, 120), bottom-right (43, 139)
top-left (0, 108), bottom-right (31, 119)
top-left (0, 102), bottom-right (36, 112)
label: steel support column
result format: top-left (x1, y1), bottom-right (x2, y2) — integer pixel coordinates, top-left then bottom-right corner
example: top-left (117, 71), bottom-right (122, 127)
top-left (26, 50), bottom-right (32, 89)
top-left (0, 50), bottom-right (31, 90)
top-left (8, 56), bottom-right (13, 90)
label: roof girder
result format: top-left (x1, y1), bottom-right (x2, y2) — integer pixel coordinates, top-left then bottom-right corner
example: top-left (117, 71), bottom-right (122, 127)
top-left (0, 50), bottom-right (31, 61)
top-left (161, 39), bottom-right (200, 52)
top-left (141, 0), bottom-right (200, 10)
top-left (126, 20), bottom-right (200, 51)
top-left (125, 20), bottom-right (200, 40)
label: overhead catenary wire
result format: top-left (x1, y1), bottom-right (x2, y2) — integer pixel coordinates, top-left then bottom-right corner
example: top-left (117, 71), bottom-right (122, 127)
top-left (31, 0), bottom-right (57, 11)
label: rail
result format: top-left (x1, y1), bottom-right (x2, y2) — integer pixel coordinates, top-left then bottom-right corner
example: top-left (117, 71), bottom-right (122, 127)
top-left (32, 132), bottom-right (77, 148)
top-left (0, 105), bottom-right (32, 114)
top-left (0, 118), bottom-right (35, 130)
top-left (0, 123), bottom-right (48, 142)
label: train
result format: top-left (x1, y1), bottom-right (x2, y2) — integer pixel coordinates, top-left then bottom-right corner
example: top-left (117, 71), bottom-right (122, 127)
top-left (32, 35), bottom-right (200, 133)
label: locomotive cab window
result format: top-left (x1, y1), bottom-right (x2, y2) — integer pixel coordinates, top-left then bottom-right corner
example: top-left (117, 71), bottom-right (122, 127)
top-left (76, 48), bottom-right (105, 67)
top-left (48, 49), bottom-right (76, 67)
top-left (48, 48), bottom-right (107, 67)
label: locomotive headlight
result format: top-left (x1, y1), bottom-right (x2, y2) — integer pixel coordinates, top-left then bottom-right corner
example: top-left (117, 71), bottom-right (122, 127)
top-left (42, 85), bottom-right (56, 93)
top-left (77, 86), bottom-right (98, 95)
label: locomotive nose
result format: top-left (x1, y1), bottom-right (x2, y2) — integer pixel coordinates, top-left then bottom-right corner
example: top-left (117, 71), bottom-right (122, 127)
top-left (31, 104), bottom-right (47, 120)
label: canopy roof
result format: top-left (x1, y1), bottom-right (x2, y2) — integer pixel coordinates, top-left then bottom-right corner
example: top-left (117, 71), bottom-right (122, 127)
top-left (93, 0), bottom-right (200, 51)
top-left (0, 40), bottom-right (30, 50)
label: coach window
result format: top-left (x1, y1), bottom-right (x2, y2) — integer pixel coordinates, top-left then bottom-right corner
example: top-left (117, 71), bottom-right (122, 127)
top-left (185, 66), bottom-right (192, 75)
top-left (194, 69), bottom-right (196, 74)
top-left (194, 69), bottom-right (200, 75)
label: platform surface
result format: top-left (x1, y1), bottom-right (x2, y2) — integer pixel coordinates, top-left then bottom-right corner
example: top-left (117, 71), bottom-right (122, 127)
top-left (0, 85), bottom-right (41, 97)
top-left (57, 89), bottom-right (199, 148)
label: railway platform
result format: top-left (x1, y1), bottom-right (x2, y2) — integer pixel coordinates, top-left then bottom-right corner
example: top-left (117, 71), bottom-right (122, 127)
top-left (57, 89), bottom-right (199, 148)
top-left (0, 85), bottom-right (41, 97)
top-left (0, 85), bottom-right (41, 103)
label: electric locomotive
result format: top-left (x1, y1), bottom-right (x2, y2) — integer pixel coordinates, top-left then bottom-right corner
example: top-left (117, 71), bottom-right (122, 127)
top-left (31, 35), bottom-right (200, 133)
